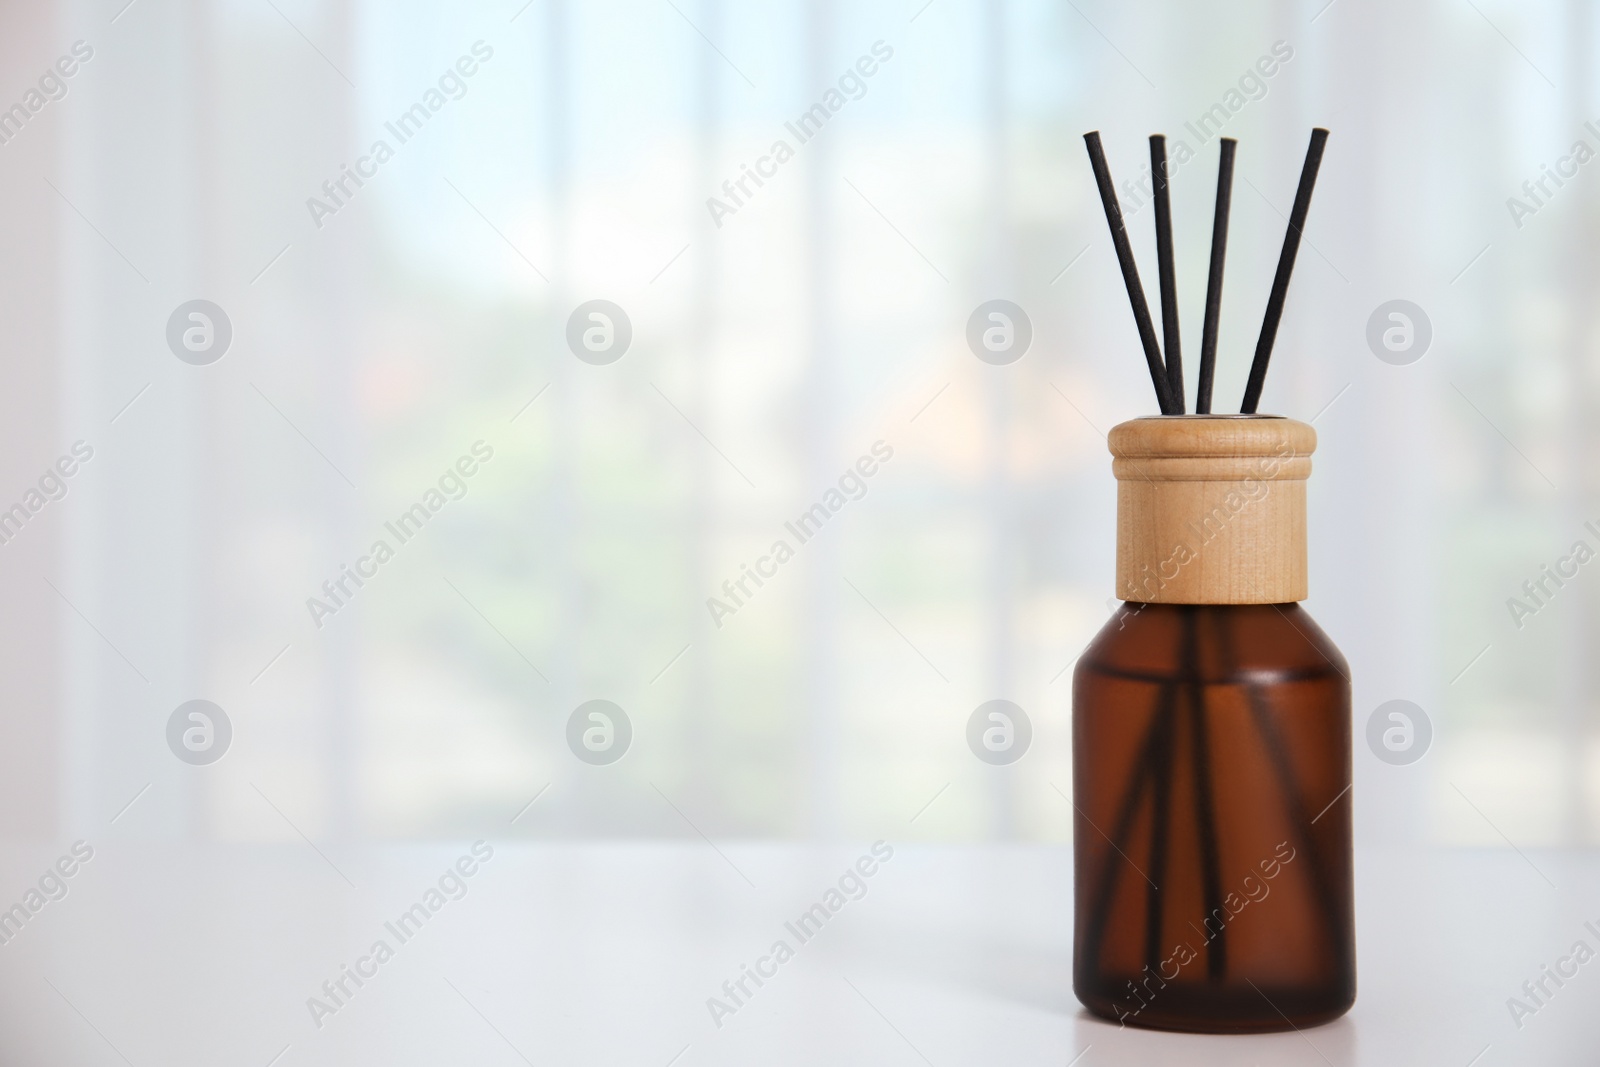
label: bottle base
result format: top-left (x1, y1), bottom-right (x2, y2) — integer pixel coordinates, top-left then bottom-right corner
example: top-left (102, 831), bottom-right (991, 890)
top-left (1075, 980), bottom-right (1354, 1034)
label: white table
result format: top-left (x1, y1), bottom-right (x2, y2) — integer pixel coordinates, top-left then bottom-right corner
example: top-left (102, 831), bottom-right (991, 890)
top-left (0, 842), bottom-right (1590, 1065)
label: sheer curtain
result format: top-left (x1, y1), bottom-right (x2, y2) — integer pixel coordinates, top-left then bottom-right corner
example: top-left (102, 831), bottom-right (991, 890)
top-left (9, 0), bottom-right (1589, 851)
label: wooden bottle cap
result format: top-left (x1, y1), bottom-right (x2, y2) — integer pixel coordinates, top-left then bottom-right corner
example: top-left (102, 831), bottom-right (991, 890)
top-left (1109, 415), bottom-right (1316, 604)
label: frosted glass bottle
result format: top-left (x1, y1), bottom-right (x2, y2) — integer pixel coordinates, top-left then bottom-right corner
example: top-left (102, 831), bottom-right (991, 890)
top-left (1072, 416), bottom-right (1355, 1033)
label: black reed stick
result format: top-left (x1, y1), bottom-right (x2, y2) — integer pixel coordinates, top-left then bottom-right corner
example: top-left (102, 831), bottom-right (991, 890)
top-left (1240, 128), bottom-right (1328, 414)
top-left (1185, 609), bottom-right (1226, 978)
top-left (1244, 688), bottom-right (1351, 973)
top-left (1083, 131), bottom-right (1176, 415)
top-left (1150, 136), bottom-right (1184, 414)
top-left (1214, 611), bottom-right (1351, 975)
top-left (1080, 682), bottom-right (1169, 973)
top-left (1143, 692), bottom-right (1177, 971)
top-left (1196, 138), bottom-right (1236, 415)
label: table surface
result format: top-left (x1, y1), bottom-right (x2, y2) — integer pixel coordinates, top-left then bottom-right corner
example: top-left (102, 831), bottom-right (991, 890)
top-left (0, 841), bottom-right (1592, 1066)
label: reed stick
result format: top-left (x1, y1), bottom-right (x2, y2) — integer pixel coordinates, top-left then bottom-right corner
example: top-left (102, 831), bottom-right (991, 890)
top-left (1214, 611), bottom-right (1351, 974)
top-left (1150, 135), bottom-right (1184, 413)
top-left (1196, 138), bottom-right (1236, 415)
top-left (1143, 689), bottom-right (1177, 970)
top-left (1240, 128), bottom-right (1328, 414)
top-left (1081, 680), bottom-right (1170, 972)
top-left (1186, 608), bottom-right (1226, 977)
top-left (1083, 131), bottom-right (1177, 414)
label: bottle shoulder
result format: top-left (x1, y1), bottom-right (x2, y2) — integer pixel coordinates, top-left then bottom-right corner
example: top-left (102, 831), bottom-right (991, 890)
top-left (1077, 603), bottom-right (1348, 684)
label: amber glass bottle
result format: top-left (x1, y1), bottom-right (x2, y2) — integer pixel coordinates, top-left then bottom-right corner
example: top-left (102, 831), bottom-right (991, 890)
top-left (1072, 416), bottom-right (1354, 1033)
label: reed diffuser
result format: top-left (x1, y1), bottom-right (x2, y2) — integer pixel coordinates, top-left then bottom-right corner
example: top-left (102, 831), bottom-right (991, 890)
top-left (1072, 129), bottom-right (1355, 1032)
